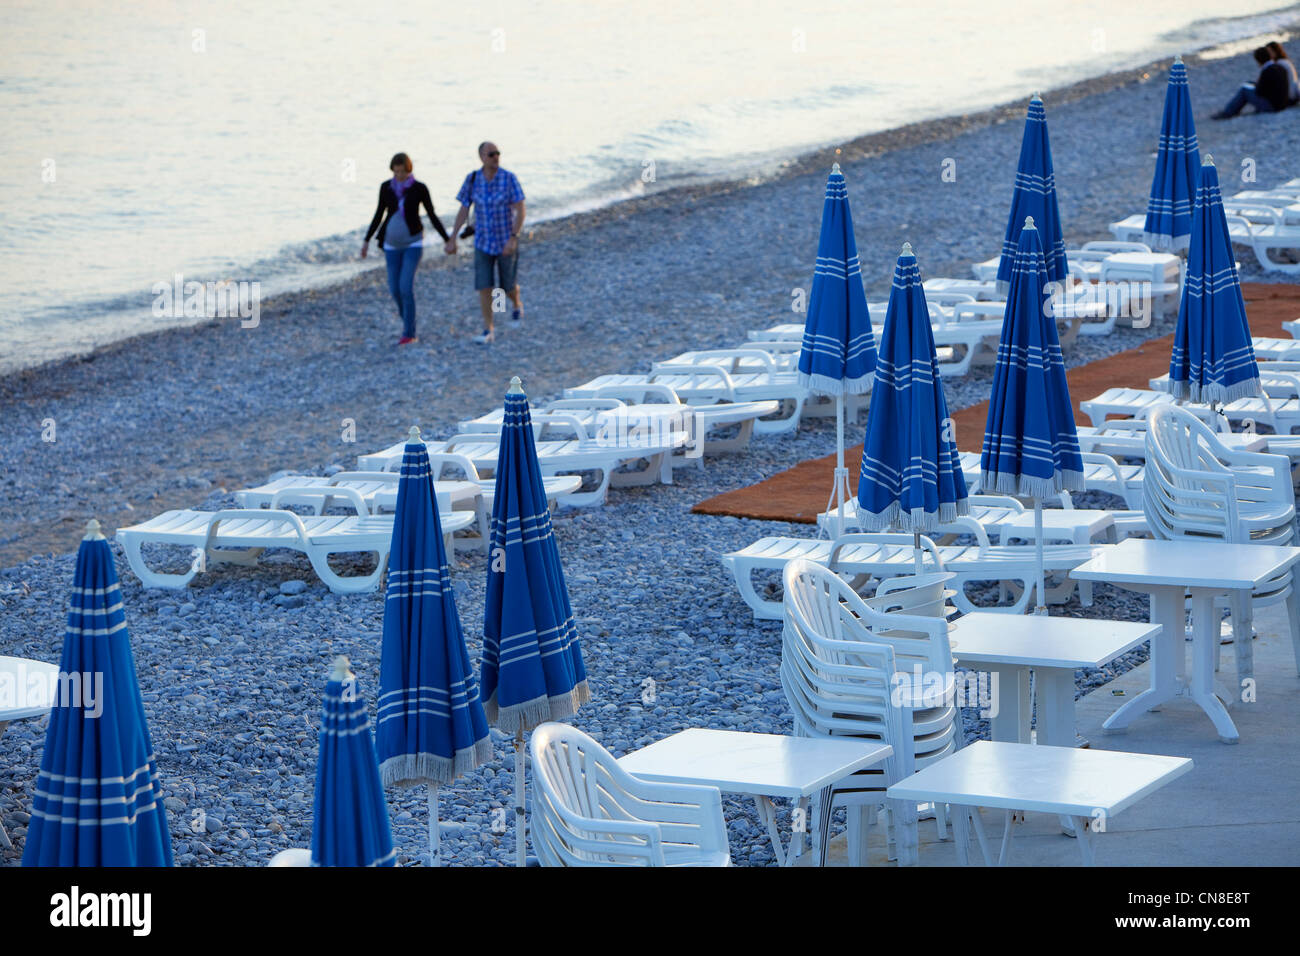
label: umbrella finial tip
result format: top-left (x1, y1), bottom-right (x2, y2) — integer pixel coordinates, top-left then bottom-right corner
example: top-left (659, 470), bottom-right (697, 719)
top-left (407, 425), bottom-right (421, 441)
top-left (507, 376), bottom-right (525, 395)
top-left (901, 241), bottom-right (913, 256)
top-left (1174, 54), bottom-right (1183, 64)
top-left (1203, 153), bottom-right (1214, 166)
top-left (1031, 91), bottom-right (1042, 102)
top-left (1024, 215), bottom-right (1036, 229)
top-left (84, 519), bottom-right (102, 540)
top-left (330, 655), bottom-right (352, 681)
top-left (831, 161), bottom-right (841, 174)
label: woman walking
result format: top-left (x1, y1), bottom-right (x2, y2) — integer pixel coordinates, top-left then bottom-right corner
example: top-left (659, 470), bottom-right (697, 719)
top-left (362, 153), bottom-right (450, 345)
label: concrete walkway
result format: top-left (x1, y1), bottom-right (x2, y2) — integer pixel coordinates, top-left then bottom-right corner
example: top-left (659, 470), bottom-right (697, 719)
top-left (819, 602), bottom-right (1300, 866)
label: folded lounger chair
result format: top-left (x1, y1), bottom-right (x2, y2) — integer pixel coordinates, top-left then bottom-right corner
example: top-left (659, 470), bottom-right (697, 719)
top-left (115, 498), bottom-right (472, 594)
top-left (459, 390), bottom-right (779, 459)
top-left (721, 532), bottom-right (1106, 620)
top-left (235, 473), bottom-right (488, 552)
top-left (566, 354), bottom-right (808, 434)
top-left (357, 425), bottom-right (687, 508)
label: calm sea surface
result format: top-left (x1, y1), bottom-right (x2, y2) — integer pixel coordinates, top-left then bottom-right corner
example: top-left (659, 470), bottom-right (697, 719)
top-left (1, 0), bottom-right (1296, 370)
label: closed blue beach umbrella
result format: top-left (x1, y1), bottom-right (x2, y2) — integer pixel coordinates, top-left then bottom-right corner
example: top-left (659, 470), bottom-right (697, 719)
top-left (311, 656), bottom-right (396, 867)
top-left (797, 162), bottom-right (877, 536)
top-left (997, 96), bottom-right (1068, 287)
top-left (858, 243), bottom-right (968, 567)
top-left (982, 218), bottom-right (1084, 613)
top-left (1168, 156), bottom-right (1260, 405)
top-left (23, 521), bottom-right (172, 867)
top-left (481, 377), bottom-right (589, 865)
top-left (1143, 56), bottom-right (1200, 251)
top-left (376, 427), bottom-right (491, 867)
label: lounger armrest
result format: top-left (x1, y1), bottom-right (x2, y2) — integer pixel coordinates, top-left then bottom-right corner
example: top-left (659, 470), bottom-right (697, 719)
top-left (946, 516), bottom-right (992, 550)
top-left (650, 363), bottom-right (738, 390)
top-left (270, 486), bottom-right (370, 516)
top-left (426, 452), bottom-right (483, 482)
top-left (828, 532), bottom-right (943, 569)
top-left (968, 494), bottom-right (1026, 513)
top-left (204, 508), bottom-right (311, 547)
top-left (1080, 451), bottom-right (1129, 487)
top-left (328, 471), bottom-right (400, 485)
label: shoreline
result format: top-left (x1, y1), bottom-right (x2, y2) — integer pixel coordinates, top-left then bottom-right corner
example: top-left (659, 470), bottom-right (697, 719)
top-left (4, 24), bottom-right (1296, 386)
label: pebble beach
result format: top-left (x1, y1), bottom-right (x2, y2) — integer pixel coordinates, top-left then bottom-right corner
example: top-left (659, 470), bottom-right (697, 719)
top-left (2, 37), bottom-right (1299, 866)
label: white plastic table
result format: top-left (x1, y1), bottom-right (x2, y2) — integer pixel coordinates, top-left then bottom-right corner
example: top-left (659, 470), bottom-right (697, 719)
top-left (1071, 539), bottom-right (1300, 743)
top-left (0, 656), bottom-right (59, 849)
top-left (619, 728), bottom-right (892, 867)
top-left (887, 741), bottom-right (1193, 865)
top-left (950, 612), bottom-right (1160, 747)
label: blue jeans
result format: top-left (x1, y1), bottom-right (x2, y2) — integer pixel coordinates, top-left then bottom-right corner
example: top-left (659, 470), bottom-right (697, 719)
top-left (1220, 83), bottom-right (1276, 117)
top-left (384, 245), bottom-right (423, 338)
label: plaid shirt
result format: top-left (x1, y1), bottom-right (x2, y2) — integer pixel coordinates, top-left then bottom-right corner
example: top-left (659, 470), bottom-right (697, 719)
top-left (456, 167), bottom-right (525, 256)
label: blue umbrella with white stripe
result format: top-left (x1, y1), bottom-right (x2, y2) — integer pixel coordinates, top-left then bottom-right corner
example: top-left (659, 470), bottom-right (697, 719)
top-left (1142, 56), bottom-right (1200, 251)
top-left (23, 520), bottom-right (172, 867)
top-left (481, 377), bottom-right (589, 866)
top-left (311, 656), bottom-right (396, 867)
top-left (376, 427), bottom-right (491, 867)
top-left (982, 218), bottom-right (1084, 613)
top-left (858, 243), bottom-right (968, 568)
top-left (797, 162), bottom-right (877, 537)
top-left (1168, 156), bottom-right (1260, 405)
top-left (997, 95), bottom-right (1068, 288)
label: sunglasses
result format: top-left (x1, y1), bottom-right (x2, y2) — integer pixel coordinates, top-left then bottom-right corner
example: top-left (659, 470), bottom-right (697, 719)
top-left (486, 151), bottom-right (500, 157)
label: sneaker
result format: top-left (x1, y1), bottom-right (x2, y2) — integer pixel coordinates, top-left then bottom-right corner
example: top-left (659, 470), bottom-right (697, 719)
top-left (511, 307), bottom-right (523, 322)
top-left (1209, 110), bottom-right (1229, 121)
top-left (397, 336), bottom-right (418, 346)
top-left (472, 329), bottom-right (495, 344)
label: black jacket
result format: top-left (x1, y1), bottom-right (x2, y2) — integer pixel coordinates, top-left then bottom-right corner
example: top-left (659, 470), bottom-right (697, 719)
top-left (1257, 62), bottom-right (1292, 112)
top-left (365, 180), bottom-right (450, 246)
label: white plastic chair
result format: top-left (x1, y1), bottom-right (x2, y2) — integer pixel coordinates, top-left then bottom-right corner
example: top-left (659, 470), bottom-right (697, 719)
top-left (528, 722), bottom-right (730, 867)
top-left (1144, 405), bottom-right (1300, 677)
top-left (782, 559), bottom-right (961, 865)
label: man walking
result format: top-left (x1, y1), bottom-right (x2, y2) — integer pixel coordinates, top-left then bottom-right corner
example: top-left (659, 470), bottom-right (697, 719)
top-left (447, 141), bottom-right (525, 344)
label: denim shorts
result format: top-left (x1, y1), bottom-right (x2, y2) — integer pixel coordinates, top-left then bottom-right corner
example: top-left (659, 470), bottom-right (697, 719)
top-left (474, 247), bottom-right (519, 291)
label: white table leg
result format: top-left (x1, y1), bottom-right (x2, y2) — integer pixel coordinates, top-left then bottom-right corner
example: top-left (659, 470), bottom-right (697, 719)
top-left (1104, 585), bottom-right (1183, 733)
top-left (951, 804), bottom-right (971, 865)
top-left (996, 809), bottom-right (1015, 866)
top-left (790, 795), bottom-right (808, 863)
top-left (985, 664), bottom-right (1031, 743)
top-left (1228, 590), bottom-right (1254, 687)
top-left (0, 720), bottom-right (9, 850)
top-left (1189, 589), bottom-right (1241, 743)
top-left (1287, 570), bottom-right (1300, 678)
top-left (967, 807), bottom-right (995, 866)
top-left (751, 795), bottom-right (787, 867)
top-left (1071, 815), bottom-right (1098, 866)
top-left (1035, 667), bottom-right (1076, 748)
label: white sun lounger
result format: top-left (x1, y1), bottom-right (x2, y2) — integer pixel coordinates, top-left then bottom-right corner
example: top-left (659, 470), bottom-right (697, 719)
top-left (746, 317), bottom-right (1004, 378)
top-left (460, 393), bottom-right (778, 458)
top-left (1220, 205), bottom-right (1300, 274)
top-left (722, 532), bottom-right (1106, 620)
top-left (235, 474), bottom-right (487, 552)
top-left (116, 506), bottom-right (459, 594)
top-left (566, 356), bottom-right (807, 434)
top-left (357, 428), bottom-right (688, 508)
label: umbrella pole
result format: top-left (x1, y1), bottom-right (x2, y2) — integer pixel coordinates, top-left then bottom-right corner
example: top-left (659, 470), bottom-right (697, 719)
top-left (1034, 498), bottom-right (1047, 615)
top-left (515, 729), bottom-right (526, 867)
top-left (913, 531), bottom-right (922, 574)
top-left (428, 784), bottom-right (440, 868)
top-left (836, 395), bottom-right (847, 538)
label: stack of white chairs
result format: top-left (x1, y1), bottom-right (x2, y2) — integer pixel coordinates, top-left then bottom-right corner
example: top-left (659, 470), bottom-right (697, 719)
top-left (781, 559), bottom-right (962, 866)
top-left (1143, 405), bottom-right (1300, 677)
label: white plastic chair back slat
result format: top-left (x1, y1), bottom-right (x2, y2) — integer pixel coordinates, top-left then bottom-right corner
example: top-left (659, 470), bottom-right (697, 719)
top-left (529, 723), bottom-right (729, 867)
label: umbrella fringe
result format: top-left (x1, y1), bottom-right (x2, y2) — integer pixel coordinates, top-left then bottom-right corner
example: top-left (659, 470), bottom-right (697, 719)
top-left (856, 498), bottom-right (970, 532)
top-left (1142, 230), bottom-right (1191, 252)
top-left (797, 372), bottom-right (873, 397)
top-left (981, 469), bottom-right (1085, 499)
top-left (379, 737), bottom-right (495, 789)
top-left (1168, 377), bottom-right (1260, 405)
top-left (483, 681), bottom-right (591, 734)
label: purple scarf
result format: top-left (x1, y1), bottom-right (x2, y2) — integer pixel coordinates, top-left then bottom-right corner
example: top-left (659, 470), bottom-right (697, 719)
top-left (392, 174), bottom-right (416, 201)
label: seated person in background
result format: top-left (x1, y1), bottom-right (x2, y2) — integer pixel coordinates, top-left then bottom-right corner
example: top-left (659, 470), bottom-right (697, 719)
top-left (1212, 46), bottom-right (1292, 119)
top-left (1267, 40), bottom-right (1300, 104)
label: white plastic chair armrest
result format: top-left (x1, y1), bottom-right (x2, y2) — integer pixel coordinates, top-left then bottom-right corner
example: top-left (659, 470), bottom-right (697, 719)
top-left (269, 486), bottom-right (370, 516)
